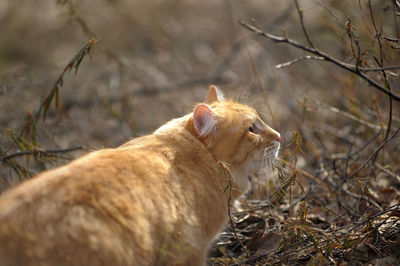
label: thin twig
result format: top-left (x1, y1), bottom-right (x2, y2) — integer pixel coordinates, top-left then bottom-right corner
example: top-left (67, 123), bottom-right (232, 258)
top-left (294, 0), bottom-right (315, 48)
top-left (341, 186), bottom-right (383, 211)
top-left (374, 32), bottom-right (400, 44)
top-left (219, 162), bottom-right (253, 264)
top-left (348, 125), bottom-right (400, 179)
top-left (275, 55), bottom-right (324, 69)
top-left (368, 0), bottom-right (394, 143)
top-left (240, 26), bottom-right (265, 93)
top-left (58, 0), bottom-right (98, 38)
top-left (357, 65), bottom-right (400, 71)
top-left (38, 39), bottom-right (100, 123)
top-left (369, 0), bottom-right (383, 66)
top-left (313, 100), bottom-right (384, 130)
top-left (1, 146), bottom-right (84, 162)
top-left (348, 130), bottom-right (382, 158)
top-left (350, 203), bottom-right (400, 229)
top-left (392, 0), bottom-right (400, 11)
top-left (374, 163), bottom-right (400, 183)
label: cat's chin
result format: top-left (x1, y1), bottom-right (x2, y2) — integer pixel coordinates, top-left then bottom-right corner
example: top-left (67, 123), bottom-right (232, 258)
top-left (232, 142), bottom-right (280, 193)
top-left (230, 168), bottom-right (252, 194)
top-left (231, 160), bottom-right (265, 193)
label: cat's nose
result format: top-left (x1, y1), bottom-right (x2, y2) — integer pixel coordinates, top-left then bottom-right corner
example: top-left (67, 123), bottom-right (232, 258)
top-left (274, 133), bottom-right (281, 143)
top-left (271, 130), bottom-right (281, 142)
top-left (264, 125), bottom-right (280, 142)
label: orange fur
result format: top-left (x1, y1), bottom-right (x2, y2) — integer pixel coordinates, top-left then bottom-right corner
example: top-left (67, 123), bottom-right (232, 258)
top-left (0, 85), bottom-right (280, 266)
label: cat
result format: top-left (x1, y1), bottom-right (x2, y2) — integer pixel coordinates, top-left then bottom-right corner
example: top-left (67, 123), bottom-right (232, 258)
top-left (0, 85), bottom-right (280, 266)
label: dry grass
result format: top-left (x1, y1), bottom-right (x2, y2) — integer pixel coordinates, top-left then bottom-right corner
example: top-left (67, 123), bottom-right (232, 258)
top-left (0, 0), bottom-right (399, 264)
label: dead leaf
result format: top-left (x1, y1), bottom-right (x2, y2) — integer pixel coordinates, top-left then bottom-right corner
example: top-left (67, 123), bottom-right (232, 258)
top-left (256, 232), bottom-right (282, 255)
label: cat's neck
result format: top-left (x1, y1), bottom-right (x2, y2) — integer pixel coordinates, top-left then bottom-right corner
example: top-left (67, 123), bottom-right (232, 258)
top-left (122, 114), bottom-right (242, 201)
top-left (154, 116), bottom-right (240, 200)
top-left (153, 114), bottom-right (191, 134)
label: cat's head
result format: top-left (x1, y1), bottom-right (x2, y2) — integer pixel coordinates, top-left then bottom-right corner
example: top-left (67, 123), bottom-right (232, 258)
top-left (186, 85), bottom-right (281, 195)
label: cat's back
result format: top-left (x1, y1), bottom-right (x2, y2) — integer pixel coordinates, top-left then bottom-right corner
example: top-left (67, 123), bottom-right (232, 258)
top-left (0, 136), bottom-right (164, 265)
top-left (0, 128), bottom-right (225, 266)
top-left (0, 135), bottom-right (165, 212)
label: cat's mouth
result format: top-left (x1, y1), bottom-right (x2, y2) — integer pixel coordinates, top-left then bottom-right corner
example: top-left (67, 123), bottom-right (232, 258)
top-left (232, 140), bottom-right (280, 193)
top-left (258, 140), bottom-right (280, 180)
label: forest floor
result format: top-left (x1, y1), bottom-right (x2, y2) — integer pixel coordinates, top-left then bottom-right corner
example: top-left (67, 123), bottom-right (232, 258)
top-left (1, 1), bottom-right (399, 265)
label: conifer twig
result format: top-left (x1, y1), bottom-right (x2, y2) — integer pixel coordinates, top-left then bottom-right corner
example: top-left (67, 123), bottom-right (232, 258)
top-left (1, 146), bottom-right (84, 162)
top-left (4, 39), bottom-right (99, 171)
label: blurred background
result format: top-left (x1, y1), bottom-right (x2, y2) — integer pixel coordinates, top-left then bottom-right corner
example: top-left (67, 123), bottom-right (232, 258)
top-left (0, 0), bottom-right (399, 264)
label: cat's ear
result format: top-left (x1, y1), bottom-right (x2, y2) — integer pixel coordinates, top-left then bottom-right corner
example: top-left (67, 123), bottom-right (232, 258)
top-left (206, 85), bottom-right (225, 103)
top-left (193, 104), bottom-right (219, 136)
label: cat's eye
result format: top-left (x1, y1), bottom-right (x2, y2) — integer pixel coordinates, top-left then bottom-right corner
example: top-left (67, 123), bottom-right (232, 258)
top-left (248, 125), bottom-right (261, 134)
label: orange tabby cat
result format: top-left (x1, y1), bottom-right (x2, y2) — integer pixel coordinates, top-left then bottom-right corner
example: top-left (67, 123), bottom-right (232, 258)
top-left (0, 85), bottom-right (280, 266)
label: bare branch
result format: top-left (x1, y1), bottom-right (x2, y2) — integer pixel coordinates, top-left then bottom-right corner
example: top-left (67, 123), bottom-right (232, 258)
top-left (312, 100), bottom-right (384, 130)
top-left (357, 65), bottom-right (400, 71)
top-left (378, 34), bottom-right (400, 43)
top-left (239, 20), bottom-right (400, 101)
top-left (392, 0), bottom-right (400, 11)
top-left (275, 55), bottom-right (324, 69)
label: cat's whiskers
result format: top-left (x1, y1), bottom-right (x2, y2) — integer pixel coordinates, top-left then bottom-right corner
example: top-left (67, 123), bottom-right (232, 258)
top-left (255, 141), bottom-right (280, 188)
